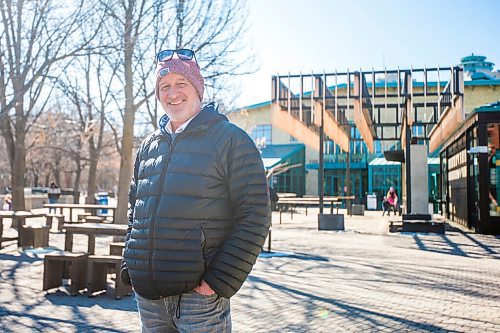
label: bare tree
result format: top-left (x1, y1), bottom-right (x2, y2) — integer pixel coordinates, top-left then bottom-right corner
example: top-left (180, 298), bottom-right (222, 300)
top-left (26, 104), bottom-right (89, 201)
top-left (27, 100), bottom-right (120, 201)
top-left (54, 48), bottom-right (118, 204)
top-left (176, 0), bottom-right (256, 108)
top-left (100, 0), bottom-right (172, 224)
top-left (0, 0), bottom-right (102, 210)
top-left (137, 0), bottom-right (256, 126)
top-left (101, 0), bottom-right (254, 224)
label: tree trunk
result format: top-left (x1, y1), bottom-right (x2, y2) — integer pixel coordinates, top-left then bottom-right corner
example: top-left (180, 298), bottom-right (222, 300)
top-left (115, 11), bottom-right (136, 225)
top-left (73, 161), bottom-right (82, 204)
top-left (34, 173), bottom-right (39, 187)
top-left (115, 122), bottom-right (134, 224)
top-left (44, 173), bottom-right (50, 187)
top-left (86, 137), bottom-right (99, 204)
top-left (12, 122), bottom-right (26, 211)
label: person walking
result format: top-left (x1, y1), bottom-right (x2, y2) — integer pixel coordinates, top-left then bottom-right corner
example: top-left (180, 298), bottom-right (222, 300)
top-left (120, 48), bottom-right (271, 332)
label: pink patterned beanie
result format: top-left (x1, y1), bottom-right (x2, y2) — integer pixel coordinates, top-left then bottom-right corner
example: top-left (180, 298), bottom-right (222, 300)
top-left (155, 58), bottom-right (204, 101)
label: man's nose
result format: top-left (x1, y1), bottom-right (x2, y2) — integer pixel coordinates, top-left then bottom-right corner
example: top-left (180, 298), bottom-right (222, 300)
top-left (168, 86), bottom-right (179, 98)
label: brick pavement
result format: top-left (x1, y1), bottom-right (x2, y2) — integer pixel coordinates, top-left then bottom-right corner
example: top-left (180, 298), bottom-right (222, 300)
top-left (0, 209), bottom-right (499, 332)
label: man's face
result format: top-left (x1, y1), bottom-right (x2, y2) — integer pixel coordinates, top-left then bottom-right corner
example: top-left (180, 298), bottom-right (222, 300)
top-left (158, 72), bottom-right (201, 123)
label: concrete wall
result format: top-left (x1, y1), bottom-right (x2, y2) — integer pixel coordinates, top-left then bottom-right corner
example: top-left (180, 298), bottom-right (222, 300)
top-left (464, 85), bottom-right (500, 115)
top-left (1, 193), bottom-right (74, 211)
top-left (410, 144), bottom-right (429, 214)
top-left (306, 169), bottom-right (319, 196)
top-left (228, 105), bottom-right (292, 145)
top-left (24, 194), bottom-right (74, 210)
top-left (24, 195), bottom-right (47, 210)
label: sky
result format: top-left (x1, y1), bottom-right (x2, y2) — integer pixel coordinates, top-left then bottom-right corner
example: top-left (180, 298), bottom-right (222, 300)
top-left (235, 0), bottom-right (500, 107)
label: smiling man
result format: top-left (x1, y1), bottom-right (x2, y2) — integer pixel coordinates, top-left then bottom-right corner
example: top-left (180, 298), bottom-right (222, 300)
top-left (121, 49), bottom-right (271, 333)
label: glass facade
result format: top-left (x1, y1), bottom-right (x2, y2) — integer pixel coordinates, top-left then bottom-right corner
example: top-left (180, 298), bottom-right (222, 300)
top-left (487, 123), bottom-right (500, 217)
top-left (428, 160), bottom-right (441, 213)
top-left (250, 124), bottom-right (272, 146)
top-left (368, 161), bottom-right (401, 210)
top-left (324, 169), bottom-right (367, 198)
top-left (441, 108), bottom-right (500, 234)
top-left (272, 147), bottom-right (305, 196)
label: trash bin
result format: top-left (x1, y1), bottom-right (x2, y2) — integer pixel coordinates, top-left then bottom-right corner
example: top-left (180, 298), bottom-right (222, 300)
top-left (95, 192), bottom-right (109, 215)
top-left (367, 194), bottom-right (377, 210)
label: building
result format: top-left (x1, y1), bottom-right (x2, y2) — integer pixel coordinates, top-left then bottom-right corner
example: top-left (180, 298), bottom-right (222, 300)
top-left (440, 102), bottom-right (500, 234)
top-left (227, 55), bottom-right (500, 232)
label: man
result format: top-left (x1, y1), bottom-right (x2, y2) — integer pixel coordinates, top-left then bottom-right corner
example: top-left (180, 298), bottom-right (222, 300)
top-left (121, 49), bottom-right (271, 332)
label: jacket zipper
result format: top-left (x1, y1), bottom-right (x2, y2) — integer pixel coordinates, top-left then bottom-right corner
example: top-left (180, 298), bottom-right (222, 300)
top-left (147, 124), bottom-right (209, 295)
top-left (200, 226), bottom-right (207, 270)
top-left (148, 133), bottom-right (178, 293)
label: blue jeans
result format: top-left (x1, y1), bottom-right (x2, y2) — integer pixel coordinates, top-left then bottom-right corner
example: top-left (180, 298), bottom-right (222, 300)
top-left (135, 291), bottom-right (231, 333)
top-left (48, 198), bottom-right (57, 213)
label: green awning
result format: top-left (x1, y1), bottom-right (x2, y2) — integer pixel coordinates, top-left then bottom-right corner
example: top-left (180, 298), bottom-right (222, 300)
top-left (369, 157), bottom-right (440, 166)
top-left (260, 144), bottom-right (305, 170)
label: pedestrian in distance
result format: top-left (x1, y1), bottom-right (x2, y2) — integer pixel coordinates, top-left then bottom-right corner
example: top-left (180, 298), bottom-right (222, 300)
top-left (382, 186), bottom-right (398, 216)
top-left (47, 182), bottom-right (61, 214)
top-left (120, 48), bottom-right (271, 332)
top-left (2, 193), bottom-right (12, 211)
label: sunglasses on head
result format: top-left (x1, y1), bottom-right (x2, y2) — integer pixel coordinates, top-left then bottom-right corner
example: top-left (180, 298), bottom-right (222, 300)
top-left (156, 49), bottom-right (198, 66)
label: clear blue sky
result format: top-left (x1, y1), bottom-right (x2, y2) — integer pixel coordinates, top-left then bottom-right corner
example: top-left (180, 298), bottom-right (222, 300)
top-left (236, 0), bottom-right (500, 107)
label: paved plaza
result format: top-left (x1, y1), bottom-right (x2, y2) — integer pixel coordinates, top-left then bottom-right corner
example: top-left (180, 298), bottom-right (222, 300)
top-left (1, 209), bottom-right (499, 332)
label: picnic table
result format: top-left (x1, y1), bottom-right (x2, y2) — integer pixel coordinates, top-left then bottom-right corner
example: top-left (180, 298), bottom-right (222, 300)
top-left (277, 196), bottom-right (355, 223)
top-left (44, 203), bottom-right (116, 223)
top-left (63, 222), bottom-right (128, 254)
top-left (0, 210), bottom-right (46, 248)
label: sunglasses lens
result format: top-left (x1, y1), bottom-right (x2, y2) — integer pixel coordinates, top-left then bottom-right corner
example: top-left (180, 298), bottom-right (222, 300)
top-left (157, 50), bottom-right (174, 62)
top-left (176, 49), bottom-right (194, 60)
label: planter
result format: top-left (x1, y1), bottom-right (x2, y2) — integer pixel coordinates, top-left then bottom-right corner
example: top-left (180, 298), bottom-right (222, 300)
top-left (351, 204), bottom-right (365, 216)
top-left (318, 213), bottom-right (345, 231)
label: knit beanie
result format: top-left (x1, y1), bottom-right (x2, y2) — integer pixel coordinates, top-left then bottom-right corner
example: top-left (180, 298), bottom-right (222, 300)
top-left (155, 58), bottom-right (204, 101)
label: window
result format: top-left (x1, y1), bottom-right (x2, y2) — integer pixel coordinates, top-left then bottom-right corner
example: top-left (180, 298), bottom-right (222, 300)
top-left (488, 123), bottom-right (500, 217)
top-left (250, 124), bottom-right (272, 146)
top-left (412, 124), bottom-right (425, 137)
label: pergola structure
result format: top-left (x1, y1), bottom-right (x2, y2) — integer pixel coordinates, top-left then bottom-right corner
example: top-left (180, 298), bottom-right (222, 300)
top-left (271, 66), bottom-right (464, 214)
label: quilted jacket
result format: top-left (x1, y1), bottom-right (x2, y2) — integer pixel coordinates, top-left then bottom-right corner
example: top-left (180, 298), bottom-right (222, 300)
top-left (122, 103), bottom-right (271, 299)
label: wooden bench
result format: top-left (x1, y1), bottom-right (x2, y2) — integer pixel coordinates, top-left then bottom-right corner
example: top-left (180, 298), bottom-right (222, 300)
top-left (21, 225), bottom-right (49, 248)
top-left (43, 251), bottom-right (88, 295)
top-left (109, 242), bottom-right (126, 255)
top-left (46, 214), bottom-right (65, 231)
top-left (277, 197), bottom-right (345, 223)
top-left (0, 211), bottom-right (47, 247)
top-left (77, 213), bottom-right (92, 222)
top-left (389, 220), bottom-right (402, 233)
top-left (84, 215), bottom-right (111, 223)
top-left (87, 254), bottom-right (132, 299)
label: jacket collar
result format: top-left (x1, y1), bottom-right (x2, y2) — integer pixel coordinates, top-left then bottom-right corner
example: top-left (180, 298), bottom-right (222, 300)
top-left (158, 102), bottom-right (227, 136)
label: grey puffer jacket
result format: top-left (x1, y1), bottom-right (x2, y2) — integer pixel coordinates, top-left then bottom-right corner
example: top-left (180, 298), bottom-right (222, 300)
top-left (122, 103), bottom-right (271, 299)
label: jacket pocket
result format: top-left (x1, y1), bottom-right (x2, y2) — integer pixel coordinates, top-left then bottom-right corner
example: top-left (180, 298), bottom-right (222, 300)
top-left (200, 226), bottom-right (207, 270)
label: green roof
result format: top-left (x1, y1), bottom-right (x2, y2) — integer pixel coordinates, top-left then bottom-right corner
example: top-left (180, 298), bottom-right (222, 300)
top-left (230, 100), bottom-right (272, 113)
top-left (260, 144), bottom-right (305, 169)
top-left (474, 101), bottom-right (500, 112)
